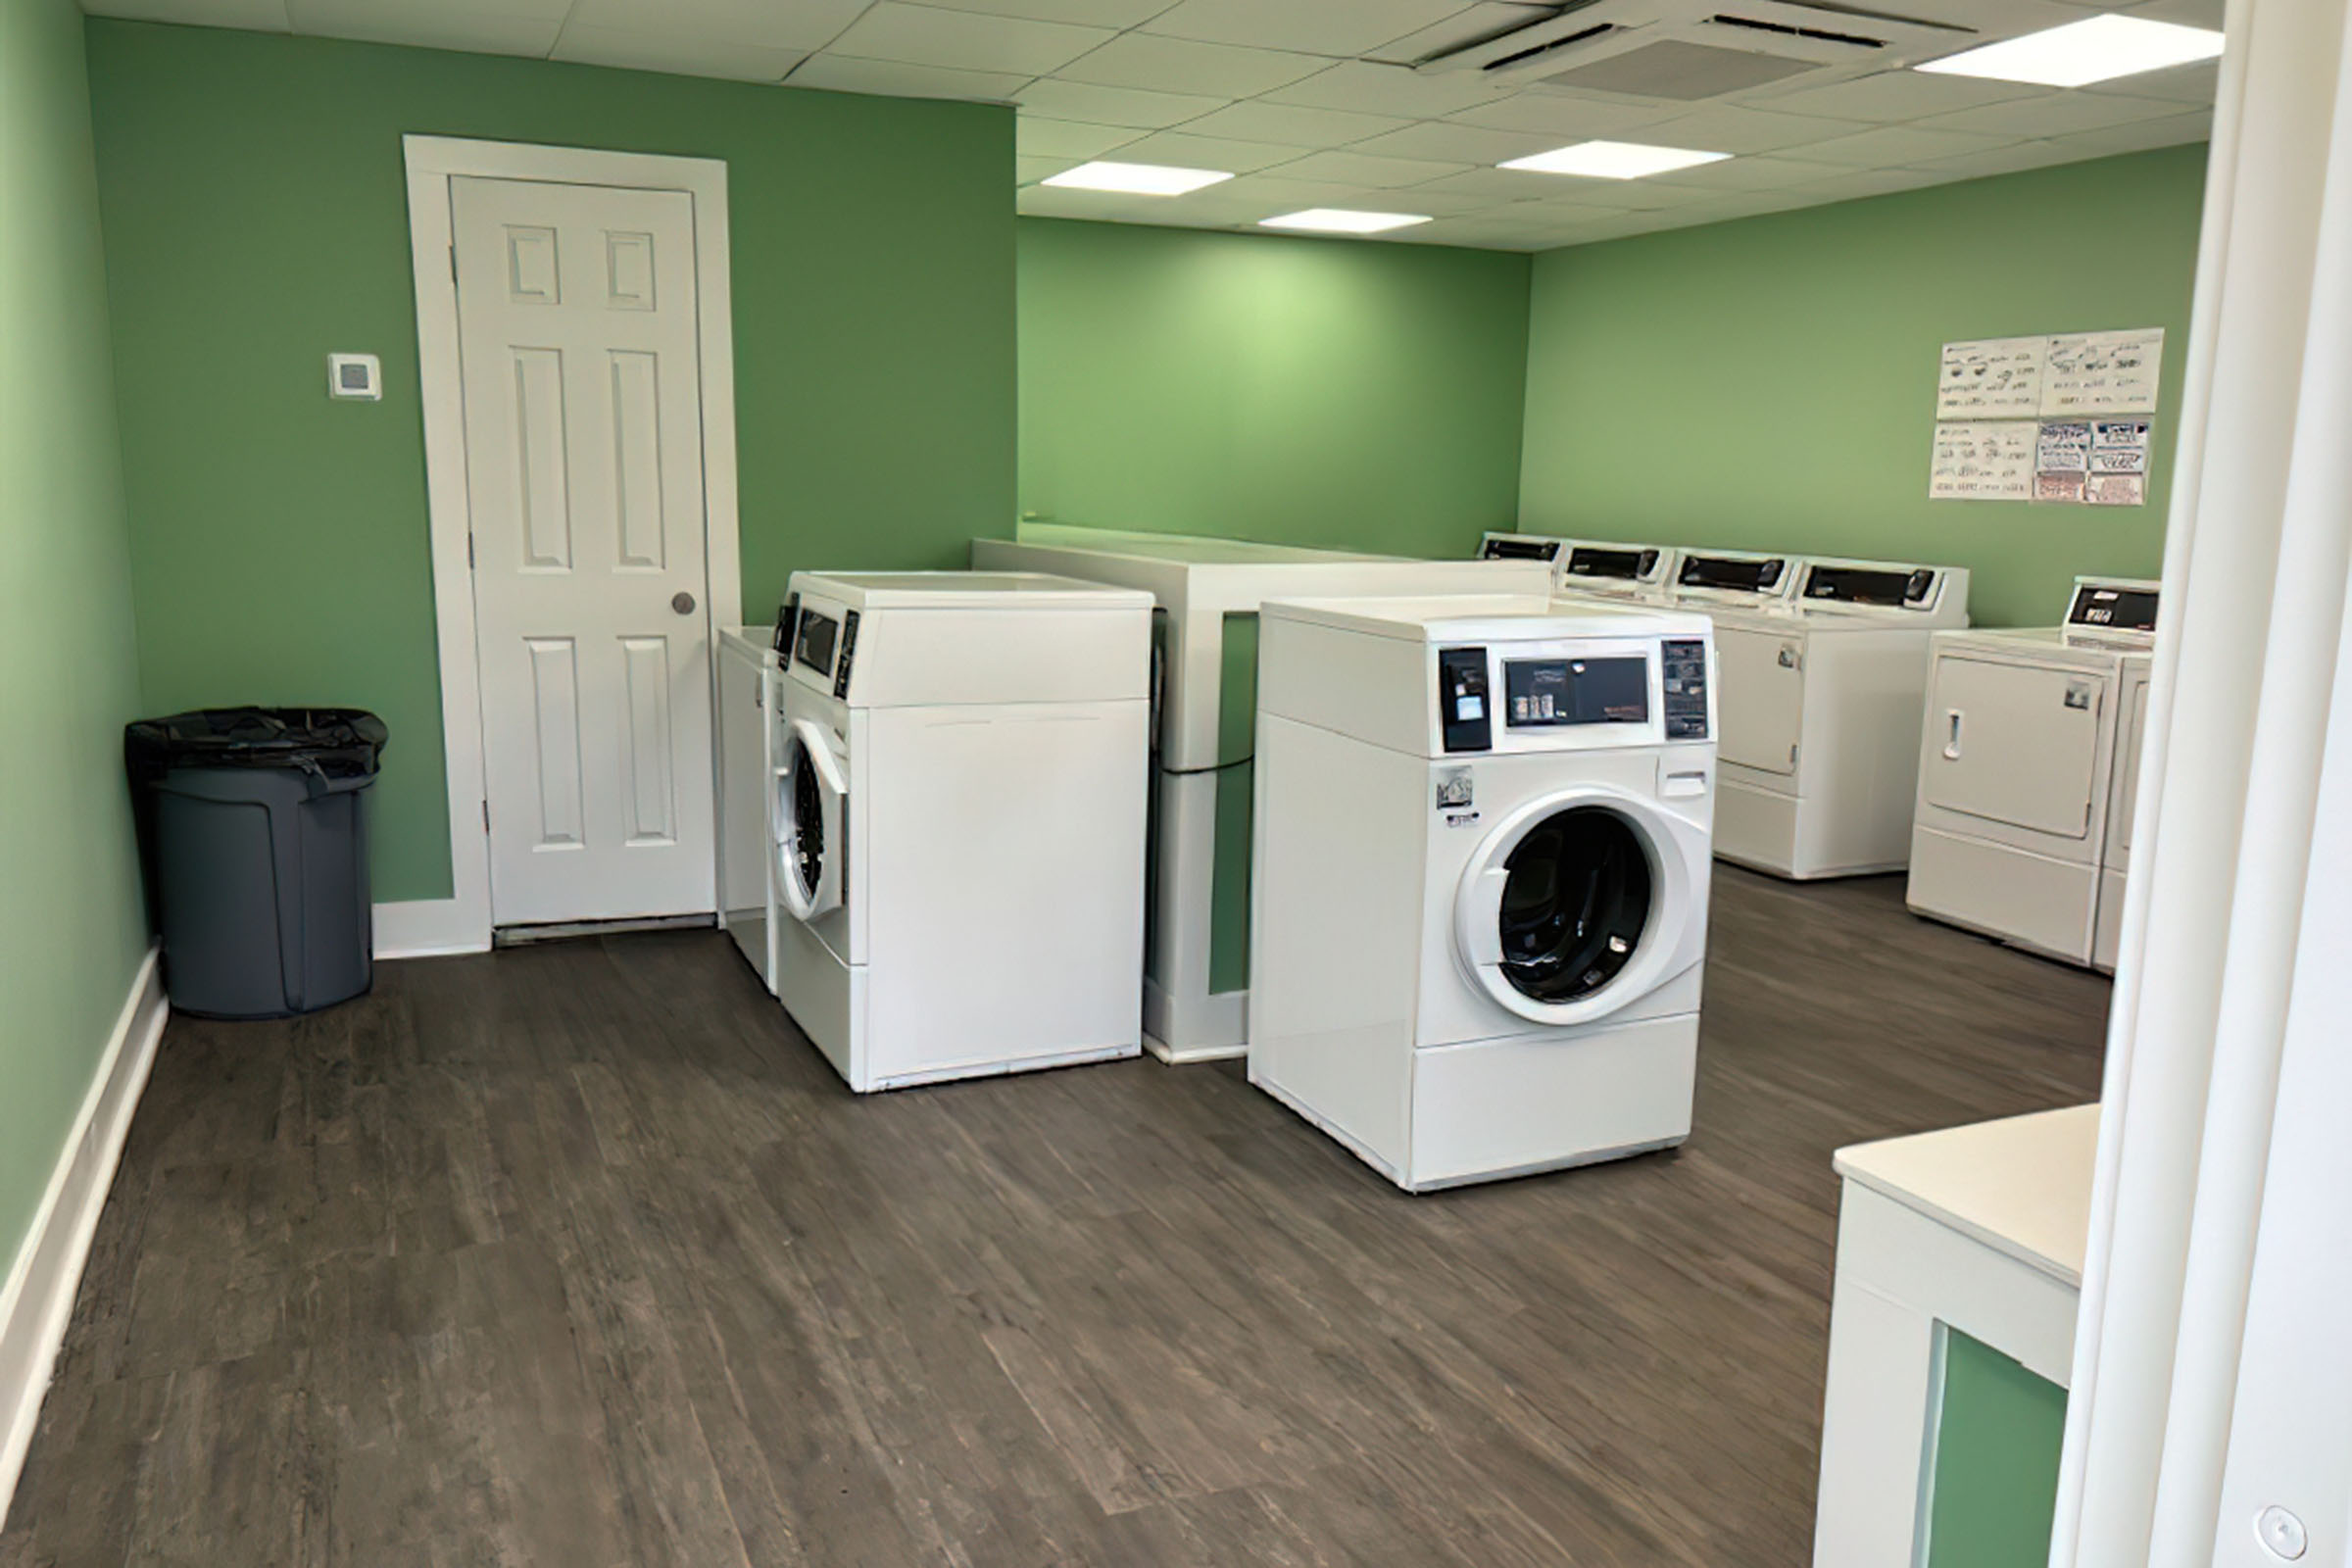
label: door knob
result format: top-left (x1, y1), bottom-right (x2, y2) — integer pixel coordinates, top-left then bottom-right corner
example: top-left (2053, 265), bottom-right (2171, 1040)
top-left (672, 592), bottom-right (697, 615)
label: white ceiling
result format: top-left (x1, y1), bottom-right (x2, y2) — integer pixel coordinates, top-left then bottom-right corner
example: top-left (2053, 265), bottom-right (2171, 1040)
top-left (85, 0), bottom-right (2221, 250)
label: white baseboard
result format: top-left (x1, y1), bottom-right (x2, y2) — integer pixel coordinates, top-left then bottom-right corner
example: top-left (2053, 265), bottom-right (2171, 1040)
top-left (373, 898), bottom-right (489, 959)
top-left (0, 944), bottom-right (168, 1522)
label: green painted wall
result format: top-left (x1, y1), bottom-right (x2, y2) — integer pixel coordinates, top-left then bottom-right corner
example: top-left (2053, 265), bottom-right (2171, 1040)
top-left (1017, 218), bottom-right (1532, 559)
top-left (84, 22), bottom-right (1016, 904)
top-left (1927, 1330), bottom-right (2069, 1568)
top-left (1520, 145), bottom-right (2208, 627)
top-left (0, 0), bottom-right (150, 1278)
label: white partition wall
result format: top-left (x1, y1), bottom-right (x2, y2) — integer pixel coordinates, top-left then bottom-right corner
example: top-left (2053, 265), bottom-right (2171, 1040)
top-left (2051, 2), bottom-right (2352, 1563)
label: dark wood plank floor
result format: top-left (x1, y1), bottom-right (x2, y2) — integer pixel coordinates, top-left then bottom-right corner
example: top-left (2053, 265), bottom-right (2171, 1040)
top-left (1, 869), bottom-right (2109, 1568)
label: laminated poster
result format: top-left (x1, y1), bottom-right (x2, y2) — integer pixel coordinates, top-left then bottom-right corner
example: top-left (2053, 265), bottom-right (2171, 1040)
top-left (2042, 329), bottom-right (2165, 416)
top-left (2091, 419), bottom-right (2153, 475)
top-left (2088, 472), bottom-right (2147, 507)
top-left (1938, 336), bottom-right (2047, 418)
top-left (1930, 420), bottom-right (2036, 502)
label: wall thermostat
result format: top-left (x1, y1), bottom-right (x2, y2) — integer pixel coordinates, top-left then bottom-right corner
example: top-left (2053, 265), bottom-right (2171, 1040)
top-left (327, 353), bottom-right (381, 401)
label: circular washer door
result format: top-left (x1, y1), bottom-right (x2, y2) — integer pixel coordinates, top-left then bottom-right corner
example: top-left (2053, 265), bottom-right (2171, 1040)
top-left (1453, 788), bottom-right (1701, 1026)
top-left (774, 718), bottom-right (847, 922)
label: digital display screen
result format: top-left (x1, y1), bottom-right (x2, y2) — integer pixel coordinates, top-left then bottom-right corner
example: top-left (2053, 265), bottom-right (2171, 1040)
top-left (2070, 585), bottom-right (2160, 633)
top-left (1504, 658), bottom-right (1649, 728)
top-left (1480, 536), bottom-right (1560, 562)
top-left (1565, 547), bottom-right (1655, 582)
top-left (1679, 556), bottom-right (1784, 592)
top-left (794, 611), bottom-right (839, 676)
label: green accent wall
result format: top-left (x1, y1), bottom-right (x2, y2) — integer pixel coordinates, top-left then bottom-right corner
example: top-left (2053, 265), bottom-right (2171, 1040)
top-left (1018, 218), bottom-right (1532, 559)
top-left (1520, 145), bottom-right (2207, 627)
top-left (84, 22), bottom-right (1016, 904)
top-left (0, 0), bottom-right (150, 1278)
top-left (1926, 1330), bottom-right (2069, 1568)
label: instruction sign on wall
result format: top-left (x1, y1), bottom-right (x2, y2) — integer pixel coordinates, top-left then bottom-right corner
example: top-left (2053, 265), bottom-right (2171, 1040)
top-left (1930, 329), bottom-right (2163, 505)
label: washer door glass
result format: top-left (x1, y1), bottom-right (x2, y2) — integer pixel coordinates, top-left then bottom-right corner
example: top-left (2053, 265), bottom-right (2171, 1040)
top-left (775, 717), bottom-right (846, 921)
top-left (789, 741), bottom-right (827, 904)
top-left (1497, 806), bottom-right (1652, 1003)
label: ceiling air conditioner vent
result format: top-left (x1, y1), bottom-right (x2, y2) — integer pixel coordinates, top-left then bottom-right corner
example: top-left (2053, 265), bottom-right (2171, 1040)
top-left (1708, 13), bottom-right (1886, 49)
top-left (1540, 37), bottom-right (1818, 97)
top-left (1483, 23), bottom-right (1618, 74)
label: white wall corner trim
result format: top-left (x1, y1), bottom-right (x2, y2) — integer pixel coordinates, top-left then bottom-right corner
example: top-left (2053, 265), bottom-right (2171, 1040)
top-left (372, 898), bottom-right (488, 959)
top-left (0, 945), bottom-right (168, 1522)
top-left (402, 135), bottom-right (740, 949)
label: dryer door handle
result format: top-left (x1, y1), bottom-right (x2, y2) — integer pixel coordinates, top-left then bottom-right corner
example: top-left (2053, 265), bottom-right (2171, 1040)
top-left (1777, 644), bottom-right (1800, 669)
top-left (1942, 709), bottom-right (1964, 761)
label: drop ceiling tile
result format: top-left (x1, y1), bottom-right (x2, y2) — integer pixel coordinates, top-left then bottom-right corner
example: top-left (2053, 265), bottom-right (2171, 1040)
top-left (1443, 89), bottom-right (1678, 138)
top-left (787, 53), bottom-right (1033, 100)
top-left (1262, 60), bottom-right (1507, 118)
top-left (1056, 33), bottom-right (1329, 96)
top-left (826, 3), bottom-right (1111, 75)
top-left (2055, 109), bottom-right (2213, 156)
top-left (1643, 154), bottom-right (1852, 191)
top-left (554, 25), bottom-right (808, 79)
top-left (2110, 0), bottom-right (2226, 26)
top-left (1367, 2), bottom-right (1558, 65)
top-left (1795, 124), bottom-right (2022, 167)
top-left (1748, 68), bottom-right (2046, 122)
top-left (1017, 184), bottom-right (1182, 220)
top-left (82, 0), bottom-right (290, 27)
top-left (1177, 101), bottom-right (1413, 147)
top-left (1412, 166), bottom-right (1632, 206)
top-left (1915, 91), bottom-right (2190, 138)
top-left (2084, 58), bottom-right (2220, 105)
top-left (1902, 139), bottom-right (2080, 179)
top-left (919, 0), bottom-right (1169, 24)
top-left (1015, 153), bottom-right (1082, 183)
top-left (1015, 116), bottom-right (1141, 157)
top-left (1344, 120), bottom-right (1567, 165)
top-left (1179, 173), bottom-right (1375, 211)
top-left (1398, 217), bottom-right (1544, 251)
top-left (285, 0), bottom-right (560, 53)
top-left (1140, 0), bottom-right (1479, 57)
top-left (564, 0), bottom-right (870, 50)
top-left (1265, 149), bottom-right (1470, 186)
top-left (1014, 78), bottom-right (1229, 125)
top-left (1627, 104), bottom-right (1861, 156)
top-left (1108, 130), bottom-right (1313, 172)
top-left (1788, 166), bottom-right (1952, 202)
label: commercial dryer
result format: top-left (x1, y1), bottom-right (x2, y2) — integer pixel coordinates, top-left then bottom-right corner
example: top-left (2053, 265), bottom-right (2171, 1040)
top-left (1477, 531), bottom-right (1683, 604)
top-left (1908, 577), bottom-right (2159, 969)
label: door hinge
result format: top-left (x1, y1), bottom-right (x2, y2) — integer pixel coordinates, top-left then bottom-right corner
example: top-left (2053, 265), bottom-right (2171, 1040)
top-left (467, 534), bottom-right (475, 569)
top-left (481, 800), bottom-right (490, 833)
top-left (1789, 743), bottom-right (1800, 767)
top-left (450, 245), bottom-right (458, 284)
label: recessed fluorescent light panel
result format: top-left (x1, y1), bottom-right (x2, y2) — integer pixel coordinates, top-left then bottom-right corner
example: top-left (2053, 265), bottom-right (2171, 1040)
top-left (1916, 15), bottom-right (2224, 88)
top-left (1499, 140), bottom-right (1731, 179)
top-left (1259, 209), bottom-right (1433, 234)
top-left (1043, 161), bottom-right (1234, 196)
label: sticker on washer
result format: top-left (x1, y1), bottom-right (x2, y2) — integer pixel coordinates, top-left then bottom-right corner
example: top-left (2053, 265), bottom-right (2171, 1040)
top-left (1435, 769), bottom-right (1474, 809)
top-left (1444, 811), bottom-right (1482, 829)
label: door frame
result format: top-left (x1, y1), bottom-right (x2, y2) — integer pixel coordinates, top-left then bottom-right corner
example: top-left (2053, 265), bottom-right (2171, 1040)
top-left (400, 135), bottom-right (741, 955)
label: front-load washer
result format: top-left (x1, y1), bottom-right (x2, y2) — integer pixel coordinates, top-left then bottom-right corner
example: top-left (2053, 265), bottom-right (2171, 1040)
top-left (1248, 592), bottom-right (1718, 1192)
top-left (970, 522), bottom-right (1551, 1064)
top-left (1478, 532), bottom-right (1683, 605)
top-left (1674, 551), bottom-right (1971, 879)
top-left (1908, 577), bottom-right (2159, 969)
top-left (770, 570), bottom-right (1153, 1092)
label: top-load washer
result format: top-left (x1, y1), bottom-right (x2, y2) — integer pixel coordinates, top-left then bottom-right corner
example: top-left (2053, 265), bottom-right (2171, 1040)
top-left (766, 570), bottom-right (1154, 1092)
top-left (1478, 531), bottom-right (1682, 604)
top-left (1249, 591), bottom-right (1718, 1191)
top-left (1907, 577), bottom-right (2160, 969)
top-left (1674, 551), bottom-right (1971, 879)
top-left (970, 522), bottom-right (1551, 1063)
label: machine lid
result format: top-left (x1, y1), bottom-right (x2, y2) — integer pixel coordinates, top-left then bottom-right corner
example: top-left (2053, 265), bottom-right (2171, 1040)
top-left (1678, 554), bottom-right (1788, 594)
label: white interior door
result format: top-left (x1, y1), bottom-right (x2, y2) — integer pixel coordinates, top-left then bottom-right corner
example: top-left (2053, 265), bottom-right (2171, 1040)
top-left (1923, 657), bottom-right (2104, 839)
top-left (452, 174), bottom-right (715, 927)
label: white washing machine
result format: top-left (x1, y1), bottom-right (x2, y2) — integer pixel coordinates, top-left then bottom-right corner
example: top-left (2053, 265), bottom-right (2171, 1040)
top-left (717, 625), bottom-right (781, 989)
top-left (1477, 531), bottom-right (1682, 604)
top-left (766, 571), bottom-right (1154, 1092)
top-left (1673, 551), bottom-right (1971, 879)
top-left (971, 522), bottom-right (1550, 1063)
top-left (1908, 577), bottom-right (2160, 970)
top-left (1249, 592), bottom-right (1718, 1192)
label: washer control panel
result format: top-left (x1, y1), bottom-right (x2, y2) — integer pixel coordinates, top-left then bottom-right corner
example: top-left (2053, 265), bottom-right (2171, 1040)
top-left (1438, 647), bottom-right (1493, 754)
top-left (1663, 638), bottom-right (1710, 740)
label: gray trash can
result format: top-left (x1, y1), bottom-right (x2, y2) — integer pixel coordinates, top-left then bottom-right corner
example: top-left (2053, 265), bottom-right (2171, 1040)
top-left (125, 708), bottom-right (388, 1019)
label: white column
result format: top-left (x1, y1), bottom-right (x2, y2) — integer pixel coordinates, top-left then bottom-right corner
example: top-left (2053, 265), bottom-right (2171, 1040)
top-left (2051, 2), bottom-right (2352, 1563)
